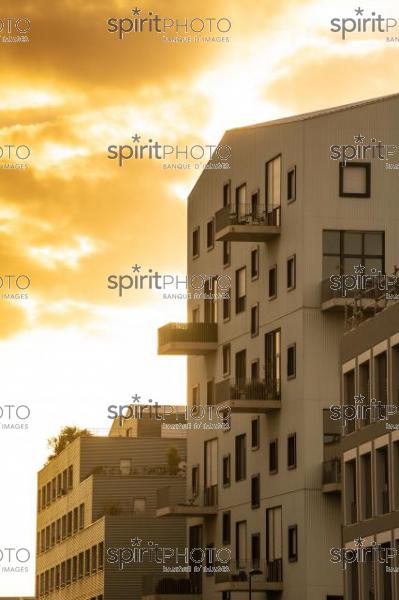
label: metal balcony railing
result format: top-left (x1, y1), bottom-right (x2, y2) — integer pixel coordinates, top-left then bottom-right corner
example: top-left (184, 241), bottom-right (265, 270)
top-left (215, 204), bottom-right (281, 232)
top-left (215, 559), bottom-right (267, 584)
top-left (157, 485), bottom-right (218, 510)
top-left (321, 275), bottom-right (391, 304)
top-left (158, 322), bottom-right (218, 347)
top-left (267, 558), bottom-right (283, 582)
top-left (142, 573), bottom-right (201, 595)
top-left (215, 378), bottom-right (281, 403)
top-left (322, 458), bottom-right (341, 485)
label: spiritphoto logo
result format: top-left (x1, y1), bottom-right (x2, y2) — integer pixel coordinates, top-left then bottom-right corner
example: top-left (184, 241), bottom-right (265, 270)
top-left (0, 144), bottom-right (31, 170)
top-left (107, 264), bottom-right (231, 299)
top-left (0, 547), bottom-right (30, 573)
top-left (107, 134), bottom-right (231, 170)
top-left (107, 7), bottom-right (231, 43)
top-left (330, 537), bottom-right (396, 570)
top-left (0, 16), bottom-right (30, 43)
top-left (330, 7), bottom-right (398, 40)
top-left (0, 274), bottom-right (30, 300)
top-left (330, 134), bottom-right (398, 166)
top-left (329, 395), bottom-right (399, 430)
top-left (107, 537), bottom-right (231, 572)
top-left (329, 264), bottom-right (398, 298)
top-left (0, 405), bottom-right (30, 431)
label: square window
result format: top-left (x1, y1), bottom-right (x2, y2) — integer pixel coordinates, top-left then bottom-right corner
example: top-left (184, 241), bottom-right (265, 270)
top-left (287, 167), bottom-right (296, 202)
top-left (287, 344), bottom-right (296, 379)
top-left (288, 525), bottom-right (298, 562)
top-left (269, 439), bottom-right (278, 474)
top-left (207, 220), bottom-right (214, 249)
top-left (223, 241), bottom-right (231, 266)
top-left (251, 474), bottom-right (260, 509)
top-left (223, 345), bottom-right (231, 376)
top-left (251, 304), bottom-right (259, 337)
top-left (339, 162), bottom-right (371, 198)
top-left (222, 511), bottom-right (231, 544)
top-left (251, 418), bottom-right (260, 450)
top-left (236, 267), bottom-right (246, 313)
top-left (223, 454), bottom-right (231, 486)
top-left (192, 227), bottom-right (200, 258)
top-left (251, 248), bottom-right (259, 279)
top-left (288, 434), bottom-right (297, 469)
top-left (268, 265), bottom-right (277, 299)
top-left (287, 255), bottom-right (296, 290)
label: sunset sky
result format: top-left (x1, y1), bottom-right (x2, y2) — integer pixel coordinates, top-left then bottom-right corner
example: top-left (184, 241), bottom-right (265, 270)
top-left (1, 0), bottom-right (399, 594)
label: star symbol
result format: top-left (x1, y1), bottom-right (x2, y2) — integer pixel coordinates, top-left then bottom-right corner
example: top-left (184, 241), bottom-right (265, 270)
top-left (132, 7), bottom-right (141, 15)
top-left (354, 394), bottom-right (365, 404)
top-left (132, 133), bottom-right (141, 143)
top-left (131, 263), bottom-right (141, 272)
top-left (354, 133), bottom-right (365, 144)
top-left (131, 394), bottom-right (141, 403)
top-left (354, 536), bottom-right (364, 548)
top-left (354, 264), bottom-right (365, 275)
top-left (131, 536), bottom-right (142, 547)
top-left (355, 7), bottom-right (364, 16)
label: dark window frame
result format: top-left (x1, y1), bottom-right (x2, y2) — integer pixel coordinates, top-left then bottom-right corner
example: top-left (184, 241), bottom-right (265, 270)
top-left (268, 265), bottom-right (277, 299)
top-left (269, 439), bottom-right (278, 474)
top-left (251, 473), bottom-right (261, 509)
top-left (235, 266), bottom-right (247, 314)
top-left (287, 343), bottom-right (296, 380)
top-left (339, 161), bottom-right (371, 198)
top-left (287, 255), bottom-right (296, 290)
top-left (222, 344), bottom-right (231, 377)
top-left (222, 511), bottom-right (231, 545)
top-left (250, 303), bottom-right (259, 337)
top-left (251, 247), bottom-right (259, 280)
top-left (206, 219), bottom-right (215, 250)
top-left (222, 454), bottom-right (231, 487)
top-left (251, 417), bottom-right (260, 450)
top-left (192, 227), bottom-right (200, 259)
top-left (235, 434), bottom-right (247, 482)
top-left (322, 229), bottom-right (385, 278)
top-left (288, 524), bottom-right (298, 562)
top-left (287, 433), bottom-right (297, 469)
top-left (287, 166), bottom-right (296, 203)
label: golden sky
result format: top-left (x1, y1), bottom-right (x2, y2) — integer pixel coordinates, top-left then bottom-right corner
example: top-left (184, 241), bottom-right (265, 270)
top-left (1, 0), bottom-right (399, 593)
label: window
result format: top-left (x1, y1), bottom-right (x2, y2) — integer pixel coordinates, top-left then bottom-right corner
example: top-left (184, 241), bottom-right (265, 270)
top-left (223, 296), bottom-right (230, 321)
top-left (222, 511), bottom-right (231, 544)
top-left (287, 344), bottom-right (296, 379)
top-left (251, 248), bottom-right (259, 279)
top-left (134, 498), bottom-right (146, 513)
top-left (236, 521), bottom-right (247, 569)
top-left (223, 454), bottom-right (231, 487)
top-left (57, 473), bottom-right (62, 497)
top-left (223, 344), bottom-right (231, 376)
top-left (192, 227), bottom-right (200, 258)
top-left (67, 511), bottom-right (72, 537)
top-left (191, 465), bottom-right (200, 497)
top-left (72, 556), bottom-right (77, 581)
top-left (98, 543), bottom-right (104, 570)
top-left (266, 506), bottom-right (282, 576)
top-left (223, 241), bottom-right (230, 266)
top-left (288, 433), bottom-right (297, 469)
top-left (235, 267), bottom-right (246, 313)
top-left (235, 434), bottom-right (246, 481)
top-left (265, 329), bottom-right (281, 399)
top-left (51, 478), bottom-right (56, 501)
top-left (207, 220), bottom-right (214, 249)
top-left (235, 183), bottom-right (247, 219)
top-left (251, 474), bottom-right (260, 508)
top-left (339, 162), bottom-right (371, 197)
top-left (268, 265), bottom-right (277, 299)
top-left (79, 504), bottom-right (85, 529)
top-left (192, 385), bottom-right (200, 408)
top-left (287, 255), bottom-right (296, 289)
top-left (56, 519), bottom-right (61, 543)
top-left (78, 553), bottom-right (84, 579)
top-left (204, 438), bottom-right (218, 490)
top-left (251, 533), bottom-right (261, 569)
top-left (66, 559), bottom-right (71, 585)
top-left (251, 304), bottom-right (259, 337)
top-left (67, 465), bottom-right (73, 489)
top-left (269, 439), bottom-right (278, 474)
top-left (251, 418), bottom-right (260, 449)
top-left (206, 380), bottom-right (214, 407)
top-left (91, 545), bottom-right (97, 572)
top-left (73, 507), bottom-right (78, 533)
top-left (223, 181), bottom-right (230, 207)
top-left (120, 459), bottom-right (131, 475)
top-left (322, 230), bottom-right (384, 279)
top-left (251, 359), bottom-right (259, 381)
top-left (85, 549), bottom-right (91, 575)
top-left (235, 349), bottom-right (246, 384)
top-left (287, 167), bottom-right (296, 202)
top-left (62, 469), bottom-right (67, 493)
top-left (266, 155), bottom-right (281, 225)
top-left (288, 525), bottom-right (298, 562)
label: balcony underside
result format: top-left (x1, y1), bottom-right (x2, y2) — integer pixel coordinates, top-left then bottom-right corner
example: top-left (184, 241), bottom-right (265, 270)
top-left (215, 224), bottom-right (280, 243)
top-left (218, 399), bottom-right (281, 413)
top-left (156, 505), bottom-right (218, 518)
top-left (322, 482), bottom-right (342, 494)
top-left (158, 341), bottom-right (217, 355)
top-left (214, 581), bottom-right (283, 593)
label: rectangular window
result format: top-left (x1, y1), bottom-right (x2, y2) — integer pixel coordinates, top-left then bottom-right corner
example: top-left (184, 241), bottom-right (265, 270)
top-left (51, 478), bottom-right (56, 501)
top-left (91, 546), bottom-right (97, 572)
top-left (73, 507), bottom-right (78, 533)
top-left (251, 474), bottom-right (260, 508)
top-left (235, 434), bottom-right (246, 481)
top-left (236, 521), bottom-right (247, 569)
top-left (288, 525), bottom-right (298, 562)
top-left (56, 519), bottom-right (61, 543)
top-left (251, 418), bottom-right (260, 450)
top-left (235, 267), bottom-right (246, 313)
top-left (206, 380), bottom-right (214, 407)
top-left (287, 255), bottom-right (296, 290)
top-left (339, 162), bottom-right (371, 197)
top-left (223, 181), bottom-right (230, 207)
top-left (223, 344), bottom-right (231, 376)
top-left (322, 230), bottom-right (384, 280)
top-left (251, 304), bottom-right (259, 337)
top-left (287, 167), bottom-right (296, 202)
top-left (62, 469), bottom-right (67, 493)
top-left (266, 155), bottom-right (281, 225)
top-left (191, 465), bottom-right (200, 497)
top-left (265, 329), bottom-right (281, 399)
top-left (235, 183), bottom-right (247, 219)
top-left (61, 515), bottom-right (67, 540)
top-left (268, 265), bottom-right (277, 299)
top-left (223, 454), bottom-right (231, 487)
top-left (79, 503), bottom-right (85, 529)
top-left (251, 533), bottom-right (261, 569)
top-left (288, 433), bottom-right (297, 469)
top-left (251, 359), bottom-right (259, 381)
top-left (67, 465), bottom-right (73, 489)
top-left (222, 511), bottom-right (231, 544)
top-left (287, 344), bottom-right (296, 379)
top-left (85, 549), bottom-right (91, 576)
top-left (78, 553), bottom-right (84, 579)
top-left (204, 438), bottom-right (218, 489)
top-left (67, 511), bottom-right (72, 536)
top-left (98, 542), bottom-right (104, 570)
top-left (207, 220), bottom-right (214, 249)
top-left (192, 385), bottom-right (200, 408)
top-left (266, 506), bottom-right (282, 576)
top-left (72, 556), bottom-right (77, 581)
top-left (223, 296), bottom-right (230, 321)
top-left (269, 439), bottom-right (278, 474)
top-left (251, 248), bottom-right (259, 279)
top-left (57, 473), bottom-right (62, 497)
top-left (66, 559), bottom-right (71, 585)
top-left (223, 241), bottom-right (230, 266)
top-left (192, 227), bottom-right (200, 258)
top-left (50, 522), bottom-right (55, 547)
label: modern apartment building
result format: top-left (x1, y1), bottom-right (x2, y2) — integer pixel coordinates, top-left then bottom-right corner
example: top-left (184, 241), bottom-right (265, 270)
top-left (155, 93), bottom-right (399, 599)
top-left (340, 298), bottom-right (399, 600)
top-left (35, 413), bottom-right (186, 600)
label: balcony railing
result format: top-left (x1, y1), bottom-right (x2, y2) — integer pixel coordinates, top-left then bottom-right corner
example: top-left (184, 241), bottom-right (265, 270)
top-left (215, 559), bottom-right (267, 585)
top-left (321, 275), bottom-right (391, 305)
top-left (158, 322), bottom-right (217, 346)
top-left (142, 574), bottom-right (201, 595)
top-left (215, 204), bottom-right (281, 232)
top-left (322, 458), bottom-right (341, 485)
top-left (157, 485), bottom-right (218, 510)
top-left (215, 378), bottom-right (281, 403)
top-left (267, 558), bottom-right (283, 582)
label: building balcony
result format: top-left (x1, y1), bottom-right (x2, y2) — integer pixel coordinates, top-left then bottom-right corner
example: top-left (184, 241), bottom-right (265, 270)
top-left (156, 485), bottom-right (218, 518)
top-left (320, 277), bottom-right (389, 312)
top-left (322, 458), bottom-right (342, 494)
top-left (213, 378), bottom-right (281, 413)
top-left (215, 204), bottom-right (281, 242)
top-left (142, 574), bottom-right (202, 600)
top-left (158, 322), bottom-right (217, 355)
top-left (215, 559), bottom-right (283, 593)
